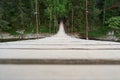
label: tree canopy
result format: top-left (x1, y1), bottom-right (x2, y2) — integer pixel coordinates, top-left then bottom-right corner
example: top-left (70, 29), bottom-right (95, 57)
top-left (0, 0), bottom-right (120, 37)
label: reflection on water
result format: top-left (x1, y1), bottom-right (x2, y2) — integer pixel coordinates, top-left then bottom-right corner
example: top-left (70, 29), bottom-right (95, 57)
top-left (0, 65), bottom-right (120, 80)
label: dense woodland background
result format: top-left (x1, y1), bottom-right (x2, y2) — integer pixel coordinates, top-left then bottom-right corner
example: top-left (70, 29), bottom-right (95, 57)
top-left (0, 0), bottom-right (120, 39)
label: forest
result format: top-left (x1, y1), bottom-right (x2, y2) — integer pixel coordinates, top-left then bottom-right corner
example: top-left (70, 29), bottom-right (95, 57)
top-left (0, 0), bottom-right (120, 39)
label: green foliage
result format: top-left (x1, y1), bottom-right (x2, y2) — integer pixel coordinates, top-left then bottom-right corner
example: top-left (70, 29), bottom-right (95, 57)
top-left (106, 16), bottom-right (120, 35)
top-left (94, 8), bottom-right (101, 17)
top-left (0, 20), bottom-right (10, 31)
top-left (0, 0), bottom-right (120, 38)
top-left (106, 16), bottom-right (120, 30)
top-left (44, 0), bottom-right (68, 18)
top-left (89, 28), bottom-right (107, 38)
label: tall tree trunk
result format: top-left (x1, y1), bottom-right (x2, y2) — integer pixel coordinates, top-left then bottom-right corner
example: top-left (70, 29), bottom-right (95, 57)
top-left (86, 0), bottom-right (89, 40)
top-left (103, 0), bottom-right (106, 27)
top-left (53, 15), bottom-right (57, 33)
top-left (72, 7), bottom-right (74, 33)
top-left (35, 0), bottom-right (39, 38)
top-left (49, 7), bottom-right (52, 34)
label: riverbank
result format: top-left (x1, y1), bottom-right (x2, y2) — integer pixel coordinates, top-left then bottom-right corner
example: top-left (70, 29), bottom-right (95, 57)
top-left (0, 33), bottom-right (52, 42)
top-left (0, 33), bottom-right (120, 42)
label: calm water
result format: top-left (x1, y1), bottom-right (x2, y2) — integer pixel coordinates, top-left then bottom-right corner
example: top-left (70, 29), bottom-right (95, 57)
top-left (0, 65), bottom-right (120, 80)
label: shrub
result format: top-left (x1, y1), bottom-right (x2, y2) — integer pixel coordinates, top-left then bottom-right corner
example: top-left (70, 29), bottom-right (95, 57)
top-left (106, 16), bottom-right (120, 36)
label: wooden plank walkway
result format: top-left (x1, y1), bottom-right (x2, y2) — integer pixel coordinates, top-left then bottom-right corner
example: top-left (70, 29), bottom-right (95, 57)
top-left (0, 59), bottom-right (120, 65)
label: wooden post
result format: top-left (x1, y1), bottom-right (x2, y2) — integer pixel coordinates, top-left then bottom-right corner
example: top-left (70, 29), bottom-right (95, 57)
top-left (86, 0), bottom-right (89, 40)
top-left (35, 0), bottom-right (39, 38)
